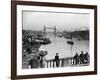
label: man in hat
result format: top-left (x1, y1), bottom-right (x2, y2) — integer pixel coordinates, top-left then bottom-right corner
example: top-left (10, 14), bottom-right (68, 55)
top-left (73, 53), bottom-right (79, 65)
top-left (54, 53), bottom-right (60, 67)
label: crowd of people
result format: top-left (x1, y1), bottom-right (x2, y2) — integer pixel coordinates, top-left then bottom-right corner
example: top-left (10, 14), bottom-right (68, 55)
top-left (23, 48), bottom-right (89, 69)
top-left (28, 50), bottom-right (47, 68)
top-left (73, 51), bottom-right (90, 65)
top-left (52, 51), bottom-right (90, 67)
top-left (28, 52), bottom-right (60, 68)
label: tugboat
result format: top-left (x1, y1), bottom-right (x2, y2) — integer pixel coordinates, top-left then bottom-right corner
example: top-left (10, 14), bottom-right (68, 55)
top-left (67, 40), bottom-right (74, 45)
top-left (64, 36), bottom-right (72, 39)
top-left (67, 33), bottom-right (74, 45)
top-left (57, 34), bottom-right (62, 37)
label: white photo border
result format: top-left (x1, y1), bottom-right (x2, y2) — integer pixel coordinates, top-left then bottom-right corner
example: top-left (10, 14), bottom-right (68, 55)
top-left (17, 5), bottom-right (94, 76)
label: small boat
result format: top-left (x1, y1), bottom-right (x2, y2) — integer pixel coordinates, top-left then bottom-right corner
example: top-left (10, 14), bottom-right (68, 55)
top-left (57, 34), bottom-right (62, 37)
top-left (78, 38), bottom-right (81, 41)
top-left (64, 34), bottom-right (72, 39)
top-left (64, 36), bottom-right (72, 39)
top-left (67, 41), bottom-right (74, 45)
top-left (42, 38), bottom-right (51, 44)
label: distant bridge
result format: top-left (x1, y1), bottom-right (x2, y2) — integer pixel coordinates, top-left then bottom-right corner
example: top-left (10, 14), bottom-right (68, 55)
top-left (43, 25), bottom-right (56, 36)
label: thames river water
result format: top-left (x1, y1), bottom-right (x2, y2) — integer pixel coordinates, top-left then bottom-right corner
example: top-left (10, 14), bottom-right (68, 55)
top-left (39, 32), bottom-right (89, 60)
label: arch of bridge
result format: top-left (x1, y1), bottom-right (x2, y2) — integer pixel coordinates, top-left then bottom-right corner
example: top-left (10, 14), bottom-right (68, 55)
top-left (43, 26), bottom-right (56, 35)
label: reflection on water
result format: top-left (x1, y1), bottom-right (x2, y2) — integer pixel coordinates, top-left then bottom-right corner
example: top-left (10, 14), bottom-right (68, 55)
top-left (39, 32), bottom-right (89, 60)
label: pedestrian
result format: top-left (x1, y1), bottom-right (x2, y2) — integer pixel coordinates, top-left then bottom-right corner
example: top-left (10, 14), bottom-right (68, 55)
top-left (40, 51), bottom-right (47, 68)
top-left (54, 53), bottom-right (60, 67)
top-left (79, 51), bottom-right (85, 64)
top-left (29, 55), bottom-right (39, 68)
top-left (40, 56), bottom-right (47, 68)
top-left (73, 53), bottom-right (79, 65)
top-left (84, 52), bottom-right (89, 63)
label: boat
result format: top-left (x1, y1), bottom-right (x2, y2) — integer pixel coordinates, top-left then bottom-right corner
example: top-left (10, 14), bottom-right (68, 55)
top-left (32, 37), bottom-right (51, 45)
top-left (67, 41), bottom-right (74, 45)
top-left (64, 33), bottom-right (72, 39)
top-left (64, 36), bottom-right (72, 39)
top-left (78, 38), bottom-right (81, 41)
top-left (57, 34), bottom-right (62, 37)
top-left (42, 38), bottom-right (51, 44)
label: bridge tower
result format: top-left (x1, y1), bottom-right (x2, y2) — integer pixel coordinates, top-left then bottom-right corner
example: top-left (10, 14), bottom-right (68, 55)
top-left (43, 25), bottom-right (57, 36)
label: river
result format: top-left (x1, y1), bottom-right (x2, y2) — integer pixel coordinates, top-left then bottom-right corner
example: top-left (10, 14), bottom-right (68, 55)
top-left (39, 32), bottom-right (89, 60)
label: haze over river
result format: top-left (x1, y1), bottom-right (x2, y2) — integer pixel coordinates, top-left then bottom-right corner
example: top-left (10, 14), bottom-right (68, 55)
top-left (39, 32), bottom-right (89, 60)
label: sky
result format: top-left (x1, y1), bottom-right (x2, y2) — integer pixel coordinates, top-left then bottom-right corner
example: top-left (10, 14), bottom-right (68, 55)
top-left (22, 10), bottom-right (90, 32)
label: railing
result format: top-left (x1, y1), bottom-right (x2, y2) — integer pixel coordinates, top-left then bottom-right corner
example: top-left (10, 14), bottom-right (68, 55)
top-left (22, 57), bottom-right (74, 69)
top-left (46, 57), bottom-right (74, 68)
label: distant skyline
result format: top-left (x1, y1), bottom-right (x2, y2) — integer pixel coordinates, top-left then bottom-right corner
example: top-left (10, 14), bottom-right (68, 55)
top-left (22, 11), bottom-right (90, 32)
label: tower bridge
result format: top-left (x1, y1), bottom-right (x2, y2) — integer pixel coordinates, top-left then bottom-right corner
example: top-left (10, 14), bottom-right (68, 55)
top-left (43, 25), bottom-right (56, 36)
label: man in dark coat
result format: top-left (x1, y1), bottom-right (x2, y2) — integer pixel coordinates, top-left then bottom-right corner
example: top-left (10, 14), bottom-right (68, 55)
top-left (84, 52), bottom-right (89, 63)
top-left (73, 53), bottom-right (79, 65)
top-left (54, 53), bottom-right (60, 67)
top-left (79, 51), bottom-right (85, 64)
